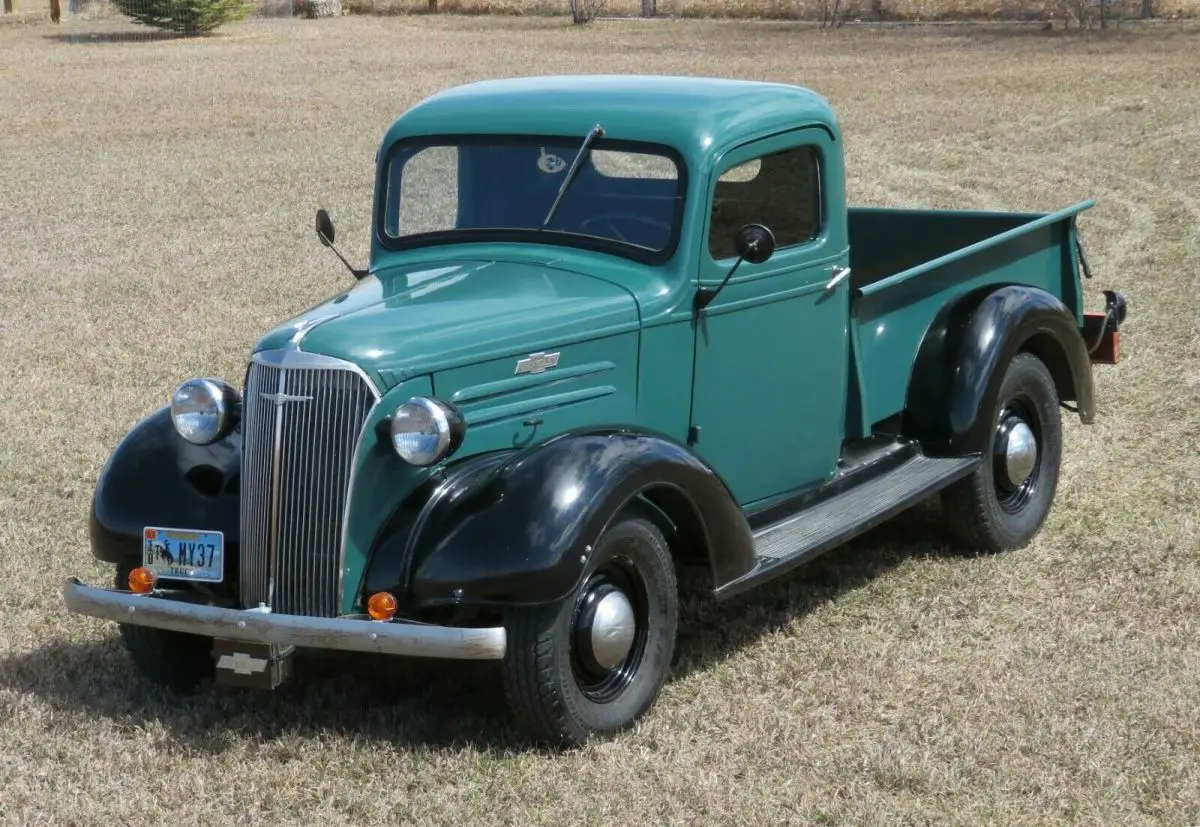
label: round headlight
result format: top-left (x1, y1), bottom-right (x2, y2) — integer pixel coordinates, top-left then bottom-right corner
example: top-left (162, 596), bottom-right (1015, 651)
top-left (170, 378), bottom-right (240, 446)
top-left (389, 397), bottom-right (465, 466)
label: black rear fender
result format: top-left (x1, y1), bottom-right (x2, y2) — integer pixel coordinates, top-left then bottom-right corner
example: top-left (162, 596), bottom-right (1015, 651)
top-left (362, 429), bottom-right (755, 612)
top-left (905, 284), bottom-right (1095, 455)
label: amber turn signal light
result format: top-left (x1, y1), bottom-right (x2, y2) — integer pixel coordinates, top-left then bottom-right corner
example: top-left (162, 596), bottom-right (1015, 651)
top-left (367, 591), bottom-right (397, 621)
top-left (128, 567), bottom-right (156, 594)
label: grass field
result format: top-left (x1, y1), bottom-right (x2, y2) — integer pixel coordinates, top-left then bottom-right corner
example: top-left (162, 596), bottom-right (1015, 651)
top-left (2, 15), bottom-right (1199, 825)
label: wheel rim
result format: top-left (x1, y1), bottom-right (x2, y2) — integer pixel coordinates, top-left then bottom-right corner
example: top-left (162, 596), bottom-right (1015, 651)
top-left (992, 398), bottom-right (1042, 514)
top-left (570, 554), bottom-right (649, 704)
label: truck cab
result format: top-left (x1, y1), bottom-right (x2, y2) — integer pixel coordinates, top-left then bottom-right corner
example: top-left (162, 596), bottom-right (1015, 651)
top-left (66, 75), bottom-right (1128, 748)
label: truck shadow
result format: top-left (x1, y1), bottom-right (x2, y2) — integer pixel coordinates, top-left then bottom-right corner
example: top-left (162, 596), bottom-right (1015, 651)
top-left (671, 497), bottom-right (961, 682)
top-left (3, 500), bottom-right (971, 753)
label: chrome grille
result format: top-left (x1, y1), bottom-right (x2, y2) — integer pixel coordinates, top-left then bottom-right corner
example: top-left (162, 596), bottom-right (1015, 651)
top-left (239, 350), bottom-right (377, 617)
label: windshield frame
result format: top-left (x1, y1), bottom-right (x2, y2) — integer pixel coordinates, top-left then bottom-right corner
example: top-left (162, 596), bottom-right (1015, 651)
top-left (374, 133), bottom-right (690, 266)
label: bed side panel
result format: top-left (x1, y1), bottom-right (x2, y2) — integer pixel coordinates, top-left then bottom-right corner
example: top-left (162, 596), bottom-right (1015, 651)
top-left (852, 219), bottom-right (1070, 429)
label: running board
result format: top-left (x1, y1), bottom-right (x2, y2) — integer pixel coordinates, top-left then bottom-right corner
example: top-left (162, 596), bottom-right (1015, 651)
top-left (716, 454), bottom-right (980, 600)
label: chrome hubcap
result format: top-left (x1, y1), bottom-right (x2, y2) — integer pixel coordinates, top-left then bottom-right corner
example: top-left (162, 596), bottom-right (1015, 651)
top-left (578, 589), bottom-right (636, 671)
top-left (570, 556), bottom-right (651, 705)
top-left (996, 417), bottom-right (1038, 488)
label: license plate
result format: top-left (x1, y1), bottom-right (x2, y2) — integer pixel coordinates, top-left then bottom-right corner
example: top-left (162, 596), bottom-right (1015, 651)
top-left (142, 526), bottom-right (224, 583)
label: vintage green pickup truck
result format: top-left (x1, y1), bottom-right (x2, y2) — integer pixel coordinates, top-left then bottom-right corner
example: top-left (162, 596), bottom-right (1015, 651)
top-left (65, 75), bottom-right (1128, 746)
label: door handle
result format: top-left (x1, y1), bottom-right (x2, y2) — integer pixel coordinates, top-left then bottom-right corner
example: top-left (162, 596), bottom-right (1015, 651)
top-left (825, 266), bottom-right (851, 291)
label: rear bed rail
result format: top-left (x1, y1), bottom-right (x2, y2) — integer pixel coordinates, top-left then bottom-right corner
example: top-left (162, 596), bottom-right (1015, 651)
top-left (854, 199), bottom-right (1095, 299)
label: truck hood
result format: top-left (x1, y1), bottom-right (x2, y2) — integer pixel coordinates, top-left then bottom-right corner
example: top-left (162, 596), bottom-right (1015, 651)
top-left (255, 258), bottom-right (641, 387)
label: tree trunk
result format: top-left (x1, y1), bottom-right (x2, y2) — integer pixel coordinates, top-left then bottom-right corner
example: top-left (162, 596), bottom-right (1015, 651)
top-left (641, 0), bottom-right (653, 16)
top-left (3, 0), bottom-right (12, 14)
top-left (305, 0), bottom-right (341, 17)
top-left (1140, 0), bottom-right (1152, 16)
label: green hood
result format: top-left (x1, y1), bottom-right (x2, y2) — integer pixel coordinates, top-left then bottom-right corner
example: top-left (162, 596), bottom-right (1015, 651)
top-left (256, 257), bottom-right (641, 389)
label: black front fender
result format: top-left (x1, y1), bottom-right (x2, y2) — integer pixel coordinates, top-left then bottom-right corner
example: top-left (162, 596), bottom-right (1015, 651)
top-left (364, 428), bottom-right (755, 611)
top-left (906, 284), bottom-right (1095, 455)
top-left (89, 406), bottom-right (241, 598)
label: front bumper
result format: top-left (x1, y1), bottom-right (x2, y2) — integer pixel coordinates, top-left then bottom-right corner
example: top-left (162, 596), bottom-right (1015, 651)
top-left (62, 577), bottom-right (507, 660)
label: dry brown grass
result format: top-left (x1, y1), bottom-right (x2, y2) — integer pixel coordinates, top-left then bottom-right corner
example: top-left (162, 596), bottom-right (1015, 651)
top-left (2, 14), bottom-right (1199, 825)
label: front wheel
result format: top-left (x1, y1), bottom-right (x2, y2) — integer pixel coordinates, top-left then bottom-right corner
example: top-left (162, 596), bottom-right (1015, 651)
top-left (942, 351), bottom-right (1063, 552)
top-left (501, 511), bottom-right (678, 747)
top-left (114, 565), bottom-right (215, 693)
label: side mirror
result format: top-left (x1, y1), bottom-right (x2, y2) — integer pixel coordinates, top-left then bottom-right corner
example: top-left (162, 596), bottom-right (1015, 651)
top-left (313, 208), bottom-right (369, 281)
top-left (734, 223), bottom-right (775, 265)
top-left (316, 209), bottom-right (336, 247)
top-left (693, 223), bottom-right (778, 315)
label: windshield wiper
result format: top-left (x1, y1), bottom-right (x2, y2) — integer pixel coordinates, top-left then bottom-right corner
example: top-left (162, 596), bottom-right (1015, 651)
top-left (542, 123), bottom-right (605, 228)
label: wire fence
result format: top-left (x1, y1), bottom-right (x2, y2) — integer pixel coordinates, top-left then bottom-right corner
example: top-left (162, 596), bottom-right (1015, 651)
top-left (341, 0), bottom-right (1178, 23)
top-left (1, 0), bottom-right (1188, 33)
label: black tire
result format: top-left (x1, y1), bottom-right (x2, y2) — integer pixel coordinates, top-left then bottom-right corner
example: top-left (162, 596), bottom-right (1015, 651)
top-left (942, 352), bottom-right (1063, 553)
top-left (501, 510), bottom-right (679, 747)
top-left (114, 565), bottom-right (215, 693)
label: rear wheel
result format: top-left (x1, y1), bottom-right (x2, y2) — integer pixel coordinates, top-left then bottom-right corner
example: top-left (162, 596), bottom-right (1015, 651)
top-left (942, 352), bottom-right (1063, 552)
top-left (501, 511), bottom-right (678, 747)
top-left (114, 564), bottom-right (214, 693)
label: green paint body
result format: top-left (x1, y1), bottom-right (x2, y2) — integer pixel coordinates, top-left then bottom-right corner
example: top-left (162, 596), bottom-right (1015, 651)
top-left (250, 76), bottom-right (1092, 613)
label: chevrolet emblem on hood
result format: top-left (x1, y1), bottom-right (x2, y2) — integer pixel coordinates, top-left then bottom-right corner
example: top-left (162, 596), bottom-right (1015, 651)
top-left (515, 351), bottom-right (560, 375)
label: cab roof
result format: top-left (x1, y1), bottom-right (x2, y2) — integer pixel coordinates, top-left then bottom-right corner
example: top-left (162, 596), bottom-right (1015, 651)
top-left (380, 75), bottom-right (838, 168)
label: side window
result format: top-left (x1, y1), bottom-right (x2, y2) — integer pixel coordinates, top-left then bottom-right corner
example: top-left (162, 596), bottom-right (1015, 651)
top-left (708, 145), bottom-right (821, 261)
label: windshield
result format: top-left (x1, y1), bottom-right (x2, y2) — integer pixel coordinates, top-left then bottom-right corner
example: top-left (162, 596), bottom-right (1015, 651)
top-left (378, 136), bottom-right (686, 263)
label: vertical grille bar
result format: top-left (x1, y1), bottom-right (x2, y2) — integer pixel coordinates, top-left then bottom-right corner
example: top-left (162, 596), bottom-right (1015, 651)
top-left (311, 372), bottom-right (328, 617)
top-left (238, 354), bottom-right (376, 618)
top-left (298, 368), bottom-right (315, 620)
top-left (239, 363), bottom-right (279, 610)
top-left (318, 373), bottom-right (335, 617)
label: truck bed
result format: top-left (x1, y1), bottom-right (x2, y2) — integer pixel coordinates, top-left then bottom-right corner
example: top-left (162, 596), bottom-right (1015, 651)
top-left (845, 200), bottom-right (1093, 438)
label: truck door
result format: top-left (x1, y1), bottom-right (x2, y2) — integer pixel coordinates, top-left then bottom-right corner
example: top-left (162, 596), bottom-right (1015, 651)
top-left (689, 127), bottom-right (851, 508)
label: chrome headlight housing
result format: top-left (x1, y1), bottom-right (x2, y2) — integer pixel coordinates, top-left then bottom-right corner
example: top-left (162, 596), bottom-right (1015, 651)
top-left (388, 397), bottom-right (466, 467)
top-left (170, 378), bottom-right (240, 446)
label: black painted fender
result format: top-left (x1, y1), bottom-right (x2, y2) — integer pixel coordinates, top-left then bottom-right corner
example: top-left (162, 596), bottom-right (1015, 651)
top-left (905, 284), bottom-right (1095, 456)
top-left (88, 405), bottom-right (242, 599)
top-left (363, 428), bottom-right (756, 612)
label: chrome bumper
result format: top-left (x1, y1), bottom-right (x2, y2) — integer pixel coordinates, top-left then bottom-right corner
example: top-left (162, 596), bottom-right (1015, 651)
top-left (62, 577), bottom-right (506, 660)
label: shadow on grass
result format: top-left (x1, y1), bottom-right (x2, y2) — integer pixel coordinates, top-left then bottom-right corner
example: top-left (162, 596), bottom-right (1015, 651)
top-left (670, 495), bottom-right (972, 681)
top-left (1, 500), bottom-right (971, 754)
top-left (0, 633), bottom-right (526, 752)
